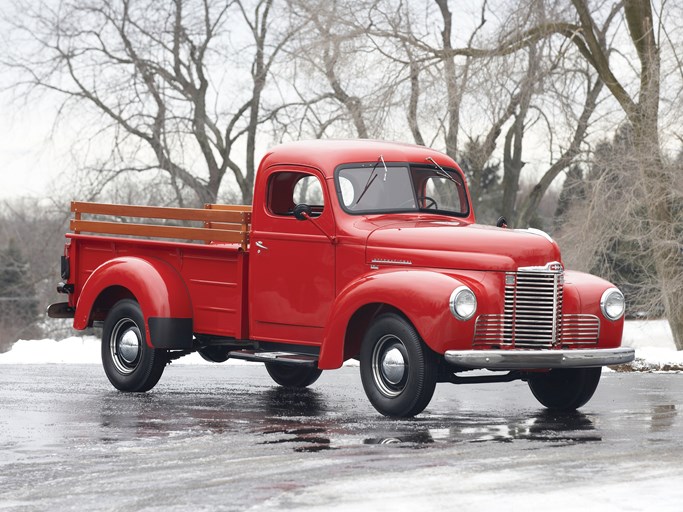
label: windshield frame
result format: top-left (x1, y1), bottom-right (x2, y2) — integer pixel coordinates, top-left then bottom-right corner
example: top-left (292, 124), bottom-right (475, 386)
top-left (334, 161), bottom-right (470, 218)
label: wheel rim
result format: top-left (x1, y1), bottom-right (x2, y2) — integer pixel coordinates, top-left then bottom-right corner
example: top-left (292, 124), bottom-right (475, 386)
top-left (110, 317), bottom-right (142, 375)
top-left (372, 335), bottom-right (408, 397)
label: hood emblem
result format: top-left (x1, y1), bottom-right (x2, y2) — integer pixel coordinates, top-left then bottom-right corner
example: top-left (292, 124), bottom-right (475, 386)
top-left (517, 261), bottom-right (564, 273)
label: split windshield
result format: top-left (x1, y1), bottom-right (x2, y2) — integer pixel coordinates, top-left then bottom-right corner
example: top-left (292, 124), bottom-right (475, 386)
top-left (335, 163), bottom-right (469, 216)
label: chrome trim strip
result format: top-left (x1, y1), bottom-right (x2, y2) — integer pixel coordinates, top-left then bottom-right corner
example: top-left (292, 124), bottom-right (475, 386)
top-left (370, 259), bottom-right (412, 266)
top-left (444, 347), bottom-right (635, 370)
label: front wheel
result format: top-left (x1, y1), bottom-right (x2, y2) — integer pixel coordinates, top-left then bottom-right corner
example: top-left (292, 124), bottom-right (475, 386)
top-left (360, 313), bottom-right (438, 417)
top-left (102, 299), bottom-right (167, 392)
top-left (527, 367), bottom-right (602, 410)
top-left (265, 363), bottom-right (322, 388)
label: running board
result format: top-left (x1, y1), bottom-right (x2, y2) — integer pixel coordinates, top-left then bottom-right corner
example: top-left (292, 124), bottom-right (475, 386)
top-left (227, 350), bottom-right (318, 367)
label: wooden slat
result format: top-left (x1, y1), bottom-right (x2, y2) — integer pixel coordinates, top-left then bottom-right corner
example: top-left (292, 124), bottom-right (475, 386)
top-left (70, 201), bottom-right (252, 249)
top-left (206, 222), bottom-right (249, 231)
top-left (205, 203), bottom-right (253, 212)
top-left (71, 219), bottom-right (246, 244)
top-left (71, 201), bottom-right (249, 224)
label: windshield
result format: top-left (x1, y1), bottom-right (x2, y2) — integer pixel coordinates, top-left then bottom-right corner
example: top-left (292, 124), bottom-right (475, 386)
top-left (336, 163), bottom-right (469, 216)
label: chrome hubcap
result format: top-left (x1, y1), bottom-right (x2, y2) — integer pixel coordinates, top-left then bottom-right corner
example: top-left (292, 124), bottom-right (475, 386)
top-left (380, 347), bottom-right (406, 385)
top-left (372, 335), bottom-right (409, 397)
top-left (110, 318), bottom-right (142, 375)
top-left (118, 329), bottom-right (140, 364)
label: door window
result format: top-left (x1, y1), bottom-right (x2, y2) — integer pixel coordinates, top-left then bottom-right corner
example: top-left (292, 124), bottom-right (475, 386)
top-left (268, 172), bottom-right (325, 217)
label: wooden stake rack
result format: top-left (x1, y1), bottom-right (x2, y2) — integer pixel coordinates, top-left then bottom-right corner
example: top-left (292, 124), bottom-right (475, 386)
top-left (70, 201), bottom-right (252, 250)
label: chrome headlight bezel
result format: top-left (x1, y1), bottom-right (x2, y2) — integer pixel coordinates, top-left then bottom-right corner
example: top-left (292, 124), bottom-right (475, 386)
top-left (449, 286), bottom-right (477, 321)
top-left (600, 288), bottom-right (625, 321)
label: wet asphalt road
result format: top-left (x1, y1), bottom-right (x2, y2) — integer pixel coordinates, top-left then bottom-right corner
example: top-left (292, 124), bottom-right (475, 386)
top-left (0, 364), bottom-right (682, 511)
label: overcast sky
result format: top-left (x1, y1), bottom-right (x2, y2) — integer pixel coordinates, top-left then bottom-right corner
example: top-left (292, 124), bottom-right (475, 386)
top-left (0, 92), bottom-right (61, 199)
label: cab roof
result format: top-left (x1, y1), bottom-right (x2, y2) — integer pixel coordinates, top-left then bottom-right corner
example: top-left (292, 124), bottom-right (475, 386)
top-left (258, 139), bottom-right (460, 178)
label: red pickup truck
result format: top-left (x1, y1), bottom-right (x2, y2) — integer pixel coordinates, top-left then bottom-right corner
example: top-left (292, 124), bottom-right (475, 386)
top-left (49, 140), bottom-right (634, 417)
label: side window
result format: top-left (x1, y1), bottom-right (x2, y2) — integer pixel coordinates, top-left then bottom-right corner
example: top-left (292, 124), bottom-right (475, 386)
top-left (268, 172), bottom-right (325, 217)
top-left (293, 176), bottom-right (324, 206)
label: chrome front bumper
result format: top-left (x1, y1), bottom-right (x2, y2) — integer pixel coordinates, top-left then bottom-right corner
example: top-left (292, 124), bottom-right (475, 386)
top-left (444, 347), bottom-right (635, 370)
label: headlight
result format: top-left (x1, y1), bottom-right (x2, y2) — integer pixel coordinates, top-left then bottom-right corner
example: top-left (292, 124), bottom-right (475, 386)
top-left (449, 286), bottom-right (477, 320)
top-left (600, 288), bottom-right (625, 320)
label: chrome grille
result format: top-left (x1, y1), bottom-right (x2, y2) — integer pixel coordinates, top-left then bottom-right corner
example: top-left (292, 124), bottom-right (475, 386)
top-left (561, 314), bottom-right (600, 346)
top-left (507, 269), bottom-right (563, 348)
top-left (473, 263), bottom-right (599, 349)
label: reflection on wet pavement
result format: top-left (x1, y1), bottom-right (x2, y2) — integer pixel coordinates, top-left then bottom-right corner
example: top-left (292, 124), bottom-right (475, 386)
top-left (91, 383), bottom-right (607, 452)
top-left (362, 410), bottom-right (601, 447)
top-left (650, 404), bottom-right (677, 432)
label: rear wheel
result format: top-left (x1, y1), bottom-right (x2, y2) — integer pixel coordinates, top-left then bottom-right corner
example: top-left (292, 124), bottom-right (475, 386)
top-left (527, 367), bottom-right (601, 410)
top-left (265, 363), bottom-right (322, 388)
top-left (360, 313), bottom-right (438, 417)
top-left (102, 299), bottom-right (167, 392)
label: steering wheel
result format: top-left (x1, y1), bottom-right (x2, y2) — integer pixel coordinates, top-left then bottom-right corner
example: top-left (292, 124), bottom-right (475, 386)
top-left (416, 196), bottom-right (438, 209)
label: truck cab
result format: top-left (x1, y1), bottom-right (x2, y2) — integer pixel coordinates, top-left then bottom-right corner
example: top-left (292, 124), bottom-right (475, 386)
top-left (50, 140), bottom-right (635, 417)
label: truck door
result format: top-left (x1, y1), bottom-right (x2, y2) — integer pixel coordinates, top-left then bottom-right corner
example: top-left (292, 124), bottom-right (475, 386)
top-left (249, 167), bottom-right (335, 346)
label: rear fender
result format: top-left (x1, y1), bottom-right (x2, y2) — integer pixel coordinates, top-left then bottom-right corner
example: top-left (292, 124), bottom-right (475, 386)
top-left (74, 257), bottom-right (193, 349)
top-left (319, 270), bottom-right (472, 369)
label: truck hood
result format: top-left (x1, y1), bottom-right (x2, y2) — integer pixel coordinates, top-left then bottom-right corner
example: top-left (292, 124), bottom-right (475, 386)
top-left (365, 219), bottom-right (562, 272)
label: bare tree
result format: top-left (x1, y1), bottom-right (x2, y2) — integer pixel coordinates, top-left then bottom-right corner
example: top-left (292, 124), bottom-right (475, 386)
top-left (3, 0), bottom-right (296, 205)
top-left (556, 0), bottom-right (683, 349)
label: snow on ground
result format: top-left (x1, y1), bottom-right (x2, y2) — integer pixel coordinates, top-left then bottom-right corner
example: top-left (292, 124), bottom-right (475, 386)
top-left (0, 335), bottom-right (214, 365)
top-left (253, 463), bottom-right (683, 512)
top-left (0, 320), bottom-right (680, 370)
top-left (619, 320), bottom-right (683, 371)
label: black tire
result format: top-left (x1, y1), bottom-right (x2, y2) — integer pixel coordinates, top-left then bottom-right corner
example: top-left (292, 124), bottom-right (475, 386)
top-left (360, 313), bottom-right (438, 417)
top-left (101, 299), bottom-right (167, 392)
top-left (265, 363), bottom-right (322, 388)
top-left (528, 367), bottom-right (602, 410)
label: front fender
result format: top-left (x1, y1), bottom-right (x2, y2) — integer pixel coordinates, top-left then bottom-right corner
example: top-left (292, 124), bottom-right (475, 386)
top-left (74, 256), bottom-right (193, 349)
top-left (564, 270), bottom-right (624, 348)
top-left (319, 269), bottom-right (476, 369)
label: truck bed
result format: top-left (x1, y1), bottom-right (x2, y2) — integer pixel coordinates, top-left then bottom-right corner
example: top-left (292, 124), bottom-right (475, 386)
top-left (66, 201), bottom-right (252, 339)
top-left (69, 235), bottom-right (249, 338)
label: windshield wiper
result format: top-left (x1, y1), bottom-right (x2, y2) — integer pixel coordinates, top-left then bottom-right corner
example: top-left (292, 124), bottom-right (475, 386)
top-left (426, 156), bottom-right (461, 187)
top-left (354, 155), bottom-right (385, 206)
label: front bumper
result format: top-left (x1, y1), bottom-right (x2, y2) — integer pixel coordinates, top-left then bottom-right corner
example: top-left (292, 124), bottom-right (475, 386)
top-left (444, 347), bottom-right (635, 370)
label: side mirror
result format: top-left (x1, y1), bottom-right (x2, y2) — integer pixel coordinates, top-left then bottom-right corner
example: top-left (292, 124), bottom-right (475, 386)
top-left (293, 203), bottom-right (313, 221)
top-left (496, 216), bottom-right (508, 228)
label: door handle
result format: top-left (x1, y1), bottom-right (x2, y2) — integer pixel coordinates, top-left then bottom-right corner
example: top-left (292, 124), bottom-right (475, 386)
top-left (255, 241), bottom-right (268, 251)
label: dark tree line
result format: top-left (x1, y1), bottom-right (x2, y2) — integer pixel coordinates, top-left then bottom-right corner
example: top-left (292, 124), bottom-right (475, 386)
top-left (0, 239), bottom-right (39, 352)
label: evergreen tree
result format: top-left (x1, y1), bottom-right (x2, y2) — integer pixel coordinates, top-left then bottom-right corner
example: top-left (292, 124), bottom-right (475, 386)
top-left (554, 165), bottom-right (585, 230)
top-left (0, 239), bottom-right (39, 349)
top-left (457, 142), bottom-right (503, 225)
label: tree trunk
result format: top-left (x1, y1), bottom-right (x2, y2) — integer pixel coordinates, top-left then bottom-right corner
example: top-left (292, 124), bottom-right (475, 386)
top-left (568, 0), bottom-right (683, 348)
top-left (502, 121), bottom-right (523, 223)
top-left (632, 119), bottom-right (683, 350)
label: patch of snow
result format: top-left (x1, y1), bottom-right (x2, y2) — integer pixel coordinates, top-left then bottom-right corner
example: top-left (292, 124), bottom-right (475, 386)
top-left (0, 336), bottom-right (214, 366)
top-left (0, 336), bottom-right (101, 365)
top-left (622, 319), bottom-right (676, 350)
top-left (617, 320), bottom-right (682, 372)
top-left (253, 463), bottom-right (683, 512)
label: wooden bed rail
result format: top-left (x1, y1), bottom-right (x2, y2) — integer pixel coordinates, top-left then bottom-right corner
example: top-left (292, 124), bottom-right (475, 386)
top-left (70, 201), bottom-right (252, 250)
